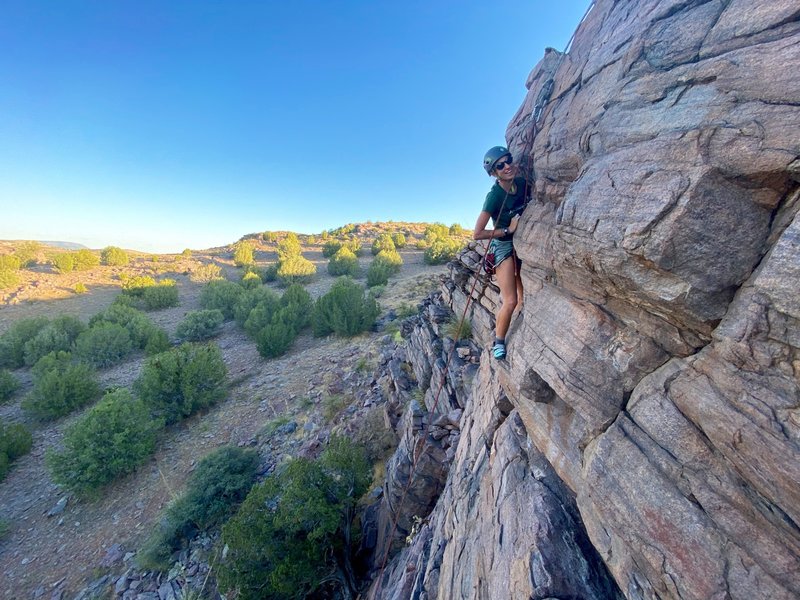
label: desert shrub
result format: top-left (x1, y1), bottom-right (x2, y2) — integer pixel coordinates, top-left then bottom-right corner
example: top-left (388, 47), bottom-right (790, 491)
top-left (312, 278), bottom-right (379, 337)
top-left (199, 280), bottom-right (243, 320)
top-left (241, 270), bottom-right (262, 289)
top-left (191, 263), bottom-right (222, 283)
top-left (367, 284), bottom-right (386, 298)
top-left (277, 233), bottom-right (301, 261)
top-left (0, 317), bottom-right (50, 368)
top-left (233, 241), bottom-right (255, 267)
top-left (181, 248), bottom-right (192, 258)
top-left (23, 315), bottom-right (86, 367)
top-left (90, 304), bottom-right (165, 350)
top-left (46, 390), bottom-right (159, 497)
top-left (366, 259), bottom-right (391, 287)
top-left (375, 248), bottom-right (402, 273)
top-left (0, 370), bottom-right (20, 403)
top-left (371, 233), bottom-right (396, 256)
top-left (322, 394), bottom-right (350, 422)
top-left (424, 223), bottom-right (450, 243)
top-left (175, 310), bottom-right (224, 342)
top-left (51, 253), bottom-right (75, 274)
top-left (280, 284), bottom-right (313, 330)
top-left (72, 249), bottom-right (100, 271)
top-left (262, 231), bottom-right (278, 243)
top-left (101, 246), bottom-right (129, 266)
top-left (22, 352), bottom-right (100, 420)
top-left (74, 282), bottom-right (88, 294)
top-left (140, 281), bottom-right (179, 310)
top-left (327, 247), bottom-right (360, 277)
top-left (0, 421), bottom-right (33, 481)
top-left (0, 255), bottom-right (21, 271)
top-left (218, 437), bottom-right (370, 600)
top-left (322, 239), bottom-right (343, 258)
top-left (255, 319), bottom-right (295, 358)
top-left (346, 239), bottom-right (363, 256)
top-left (396, 302), bottom-right (419, 319)
top-left (392, 232), bottom-right (407, 248)
top-left (242, 297), bottom-right (280, 338)
top-left (449, 223), bottom-right (468, 236)
top-left (262, 263), bottom-right (279, 282)
top-left (121, 275), bottom-right (157, 295)
top-left (234, 287), bottom-right (280, 327)
top-left (277, 255), bottom-right (316, 285)
top-left (0, 269), bottom-right (20, 291)
top-left (138, 446), bottom-right (259, 570)
top-left (144, 328), bottom-right (171, 355)
top-left (135, 343), bottom-right (227, 425)
top-left (74, 322), bottom-right (134, 368)
top-left (424, 237), bottom-right (463, 265)
top-left (12, 241), bottom-right (41, 268)
top-left (443, 316), bottom-right (472, 341)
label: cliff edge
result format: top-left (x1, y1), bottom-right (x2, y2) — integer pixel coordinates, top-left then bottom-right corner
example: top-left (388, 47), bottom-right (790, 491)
top-left (367, 1), bottom-right (799, 598)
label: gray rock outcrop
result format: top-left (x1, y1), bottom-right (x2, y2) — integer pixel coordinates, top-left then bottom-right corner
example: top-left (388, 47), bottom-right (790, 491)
top-left (369, 1), bottom-right (799, 598)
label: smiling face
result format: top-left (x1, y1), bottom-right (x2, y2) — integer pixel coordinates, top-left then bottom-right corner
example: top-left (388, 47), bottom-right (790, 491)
top-left (493, 154), bottom-right (515, 181)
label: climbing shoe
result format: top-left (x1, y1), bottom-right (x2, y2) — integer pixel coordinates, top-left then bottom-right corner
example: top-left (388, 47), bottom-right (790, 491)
top-left (492, 342), bottom-right (507, 360)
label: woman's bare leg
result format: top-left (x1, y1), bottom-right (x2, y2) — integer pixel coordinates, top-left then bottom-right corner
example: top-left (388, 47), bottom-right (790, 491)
top-left (494, 258), bottom-right (518, 339)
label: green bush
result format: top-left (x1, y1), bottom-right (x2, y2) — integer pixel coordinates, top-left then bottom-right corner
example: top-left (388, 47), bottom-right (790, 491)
top-left (277, 255), bottom-right (316, 285)
top-left (0, 255), bottom-right (21, 271)
top-left (233, 242), bottom-right (255, 267)
top-left (368, 284), bottom-right (386, 298)
top-left (262, 231), bottom-right (278, 243)
top-left (122, 275), bottom-right (157, 294)
top-left (74, 322), bottom-right (134, 368)
top-left (22, 352), bottom-right (100, 420)
top-left (0, 317), bottom-right (50, 368)
top-left (280, 284), bottom-right (313, 331)
top-left (175, 310), bottom-right (224, 342)
top-left (424, 237), bottom-right (463, 265)
top-left (181, 248), bottom-right (192, 258)
top-left (443, 316), bottom-right (472, 341)
top-left (312, 278), bottom-right (379, 337)
top-left (449, 223), bottom-right (468, 237)
top-left (140, 281), bottom-right (179, 310)
top-left (371, 233), bottom-right (396, 256)
top-left (144, 328), bottom-right (171, 355)
top-left (0, 269), bottom-right (20, 291)
top-left (74, 282), bottom-right (88, 294)
top-left (90, 304), bottom-right (166, 351)
top-left (327, 247), bottom-right (360, 277)
top-left (52, 253), bottom-right (75, 274)
top-left (322, 239), bottom-right (343, 258)
top-left (0, 421), bottom-right (33, 482)
top-left (256, 319), bottom-right (295, 358)
top-left (23, 315), bottom-right (86, 367)
top-left (46, 390), bottom-right (159, 497)
top-left (0, 370), bottom-right (20, 403)
top-left (218, 437), bottom-right (370, 600)
top-left (101, 246), bottom-right (129, 266)
top-left (366, 258), bottom-right (391, 287)
top-left (199, 280), bottom-right (244, 320)
top-left (72, 249), bottom-right (100, 271)
top-left (190, 263), bottom-right (222, 283)
top-left (241, 270), bottom-right (262, 289)
top-left (234, 287), bottom-right (280, 328)
top-left (135, 343), bottom-right (227, 425)
top-left (13, 241), bottom-right (41, 268)
top-left (138, 446), bottom-right (259, 570)
top-left (392, 232), bottom-right (407, 248)
top-left (375, 248), bottom-right (402, 274)
top-left (277, 233), bottom-right (301, 261)
top-left (262, 263), bottom-right (279, 282)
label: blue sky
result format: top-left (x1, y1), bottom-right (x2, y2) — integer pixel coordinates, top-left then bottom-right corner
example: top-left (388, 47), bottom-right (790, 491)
top-left (0, 1), bottom-right (589, 252)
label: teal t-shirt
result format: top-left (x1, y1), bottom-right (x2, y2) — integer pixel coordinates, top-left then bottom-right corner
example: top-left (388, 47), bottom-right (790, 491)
top-left (482, 177), bottom-right (529, 240)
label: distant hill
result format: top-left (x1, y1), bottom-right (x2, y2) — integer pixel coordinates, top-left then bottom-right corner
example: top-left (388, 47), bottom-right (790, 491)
top-left (39, 241), bottom-right (89, 250)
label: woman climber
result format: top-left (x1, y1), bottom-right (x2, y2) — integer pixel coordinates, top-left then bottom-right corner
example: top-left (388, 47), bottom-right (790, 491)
top-left (473, 146), bottom-right (529, 360)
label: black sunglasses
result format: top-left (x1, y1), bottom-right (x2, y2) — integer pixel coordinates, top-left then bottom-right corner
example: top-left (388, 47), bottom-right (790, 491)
top-left (494, 156), bottom-right (513, 171)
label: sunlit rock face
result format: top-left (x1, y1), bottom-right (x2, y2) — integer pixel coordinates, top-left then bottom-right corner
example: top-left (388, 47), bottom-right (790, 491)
top-left (369, 1), bottom-right (800, 598)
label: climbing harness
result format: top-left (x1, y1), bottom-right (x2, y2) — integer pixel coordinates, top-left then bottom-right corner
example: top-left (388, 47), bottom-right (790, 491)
top-left (369, 3), bottom-right (596, 597)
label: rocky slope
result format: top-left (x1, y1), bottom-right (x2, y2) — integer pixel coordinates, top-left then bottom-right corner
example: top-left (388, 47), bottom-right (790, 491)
top-left (366, 1), bottom-right (799, 598)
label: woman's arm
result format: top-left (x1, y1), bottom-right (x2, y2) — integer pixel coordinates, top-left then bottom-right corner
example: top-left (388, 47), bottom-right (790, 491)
top-left (473, 211), bottom-right (520, 241)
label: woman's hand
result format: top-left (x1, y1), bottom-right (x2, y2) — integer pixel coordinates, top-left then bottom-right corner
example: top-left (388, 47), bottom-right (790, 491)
top-left (508, 214), bottom-right (521, 234)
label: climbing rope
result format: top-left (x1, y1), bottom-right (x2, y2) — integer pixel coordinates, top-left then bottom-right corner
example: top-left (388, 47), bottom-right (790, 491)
top-left (368, 3), bottom-right (596, 597)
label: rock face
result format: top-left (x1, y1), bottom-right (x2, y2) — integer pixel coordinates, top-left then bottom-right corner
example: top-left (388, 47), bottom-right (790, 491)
top-left (368, 1), bottom-right (799, 599)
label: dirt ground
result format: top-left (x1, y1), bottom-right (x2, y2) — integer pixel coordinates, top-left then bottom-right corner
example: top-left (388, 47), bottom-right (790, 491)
top-left (0, 247), bottom-right (446, 598)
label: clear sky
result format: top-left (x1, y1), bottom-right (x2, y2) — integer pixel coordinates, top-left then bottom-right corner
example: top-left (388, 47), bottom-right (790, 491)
top-left (0, 1), bottom-right (590, 252)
